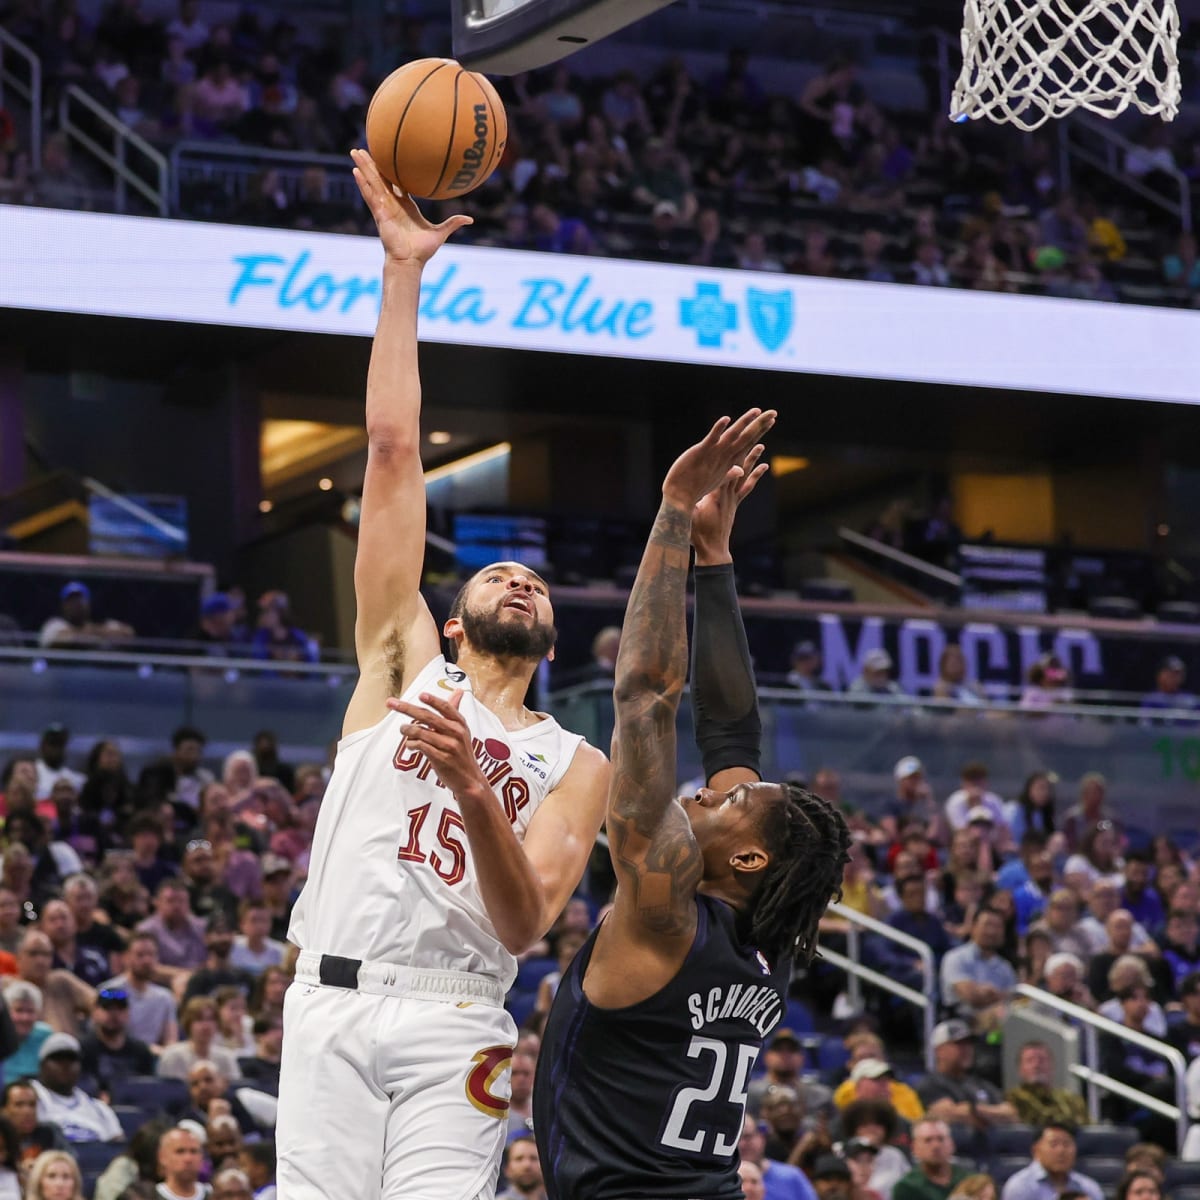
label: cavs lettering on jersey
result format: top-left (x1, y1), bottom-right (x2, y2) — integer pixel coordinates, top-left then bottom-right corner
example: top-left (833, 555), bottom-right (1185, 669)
top-left (289, 655), bottom-right (583, 990)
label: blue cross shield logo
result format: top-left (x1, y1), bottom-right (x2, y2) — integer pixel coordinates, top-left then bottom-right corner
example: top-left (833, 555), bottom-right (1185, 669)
top-left (680, 282), bottom-right (738, 348)
top-left (746, 288), bottom-right (793, 352)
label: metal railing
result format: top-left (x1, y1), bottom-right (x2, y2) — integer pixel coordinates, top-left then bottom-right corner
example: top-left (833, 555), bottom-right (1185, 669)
top-left (58, 85), bottom-right (167, 216)
top-left (1015, 983), bottom-right (1189, 1149)
top-left (169, 142), bottom-right (357, 219)
top-left (822, 901), bottom-right (938, 1069)
top-left (837, 526), bottom-right (964, 602)
top-left (1059, 115), bottom-right (1192, 234)
top-left (0, 27), bottom-right (42, 171)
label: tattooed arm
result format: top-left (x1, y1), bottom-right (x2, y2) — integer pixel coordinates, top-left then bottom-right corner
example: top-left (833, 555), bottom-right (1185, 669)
top-left (603, 410), bottom-right (776, 959)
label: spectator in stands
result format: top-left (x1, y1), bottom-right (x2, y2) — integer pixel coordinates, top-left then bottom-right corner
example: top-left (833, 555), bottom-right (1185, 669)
top-left (79, 985), bottom-right (154, 1097)
top-left (944, 763), bottom-right (1007, 834)
top-left (849, 650), bottom-right (904, 705)
top-left (917, 1022), bottom-right (1015, 1131)
top-left (229, 900), bottom-right (285, 978)
top-left (1168, 971), bottom-right (1200, 1060)
top-left (930, 646), bottom-right (983, 708)
top-left (1099, 983), bottom-right (1175, 1143)
top-left (1019, 655), bottom-right (1073, 713)
top-left (786, 641), bottom-right (829, 699)
top-left (999, 1122), bottom-right (1102, 1200)
top-left (1163, 233), bottom-right (1200, 294)
top-left (1005, 1042), bottom-right (1087, 1127)
top-left (252, 733), bottom-right (293, 794)
top-left (1077, 884), bottom-right (1151, 955)
top-left (939, 909), bottom-right (1017, 1027)
top-left (950, 233), bottom-right (1012, 293)
top-left (1031, 891), bottom-right (1090, 961)
top-left (838, 1099), bottom-right (911, 1196)
top-left (212, 988), bottom-right (254, 1059)
top-left (1085, 910), bottom-right (1168, 1003)
top-left (2, 981), bottom-right (49, 1081)
top-left (3, 1082), bottom-right (67, 1171)
top-left (208, 1114), bottom-right (243, 1174)
top-left (892, 1119), bottom-right (967, 1200)
top-left (790, 228), bottom-right (839, 278)
top-left (138, 878), bottom-right (206, 973)
top-left (15, 932), bottom-right (93, 1039)
top-left (127, 817), bottom-right (176, 897)
top-left (748, 1030), bottom-right (830, 1118)
top-left (1114, 1171), bottom-right (1163, 1200)
top-left (1061, 774), bottom-right (1112, 851)
top-left (1140, 655), bottom-right (1198, 720)
top-left (29, 136), bottom-right (97, 214)
top-left (258, 857), bottom-right (295, 943)
top-left (248, 967), bottom-right (288, 1026)
top-left (183, 912), bottom-right (252, 1002)
top-left (40, 899), bottom-right (108, 988)
top-left (836, 1059), bottom-right (923, 1124)
top-left (157, 1125), bottom-right (206, 1200)
top-left (157, 998), bottom-right (241, 1083)
top-left (139, 727), bottom-right (213, 814)
top-left (192, 594), bottom-right (240, 651)
top-left (881, 757), bottom-right (943, 847)
top-left (0, 890), bottom-right (22, 959)
top-left (179, 840), bottom-right (237, 927)
top-left (810, 1154), bottom-right (852, 1199)
top-left (760, 1084), bottom-right (815, 1161)
top-left (911, 240), bottom-right (950, 287)
top-left (24, 1150), bottom-right (83, 1200)
top-left (497, 1134), bottom-right (545, 1200)
top-left (738, 232), bottom-right (784, 273)
top-left (738, 1160), bottom-right (766, 1200)
top-left (33, 727), bottom-right (84, 802)
top-left (738, 1115), bottom-right (817, 1200)
top-left (251, 592), bottom-right (317, 665)
top-left (886, 874), bottom-right (952, 964)
top-left (1121, 853), bottom-right (1165, 930)
top-left (7, 810), bottom-right (82, 906)
top-left (212, 1167), bottom-right (254, 1200)
top-left (30, 1033), bottom-right (122, 1143)
top-left (1040, 952), bottom-right (1095, 1011)
top-left (192, 61), bottom-right (250, 131)
top-left (1098, 958), bottom-right (1167, 1035)
top-left (1064, 824), bottom-right (1125, 893)
top-left (1004, 773), bottom-right (1057, 845)
top-left (690, 208), bottom-right (738, 269)
top-left (39, 584), bottom-right (134, 651)
top-left (857, 229), bottom-right (895, 283)
top-left (101, 931), bottom-right (178, 1049)
top-left (1160, 908), bottom-right (1200, 991)
top-left (236, 1014), bottom-right (283, 1097)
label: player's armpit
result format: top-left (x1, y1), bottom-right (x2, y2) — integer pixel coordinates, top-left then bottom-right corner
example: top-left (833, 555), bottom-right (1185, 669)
top-left (520, 744), bottom-right (610, 939)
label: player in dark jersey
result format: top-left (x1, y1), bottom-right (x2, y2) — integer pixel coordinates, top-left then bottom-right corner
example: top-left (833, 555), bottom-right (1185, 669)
top-left (535, 411), bottom-right (852, 1200)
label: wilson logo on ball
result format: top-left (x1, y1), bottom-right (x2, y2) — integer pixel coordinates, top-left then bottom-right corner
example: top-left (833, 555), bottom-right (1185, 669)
top-left (450, 105), bottom-right (492, 193)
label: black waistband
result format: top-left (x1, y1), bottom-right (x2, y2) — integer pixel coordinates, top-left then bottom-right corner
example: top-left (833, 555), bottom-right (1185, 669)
top-left (318, 954), bottom-right (362, 989)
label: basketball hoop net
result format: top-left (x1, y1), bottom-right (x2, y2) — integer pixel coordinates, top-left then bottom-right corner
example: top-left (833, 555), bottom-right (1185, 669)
top-left (950, 0), bottom-right (1181, 131)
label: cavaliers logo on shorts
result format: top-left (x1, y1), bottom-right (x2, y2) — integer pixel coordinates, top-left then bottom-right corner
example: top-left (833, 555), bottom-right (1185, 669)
top-left (465, 1045), bottom-right (512, 1118)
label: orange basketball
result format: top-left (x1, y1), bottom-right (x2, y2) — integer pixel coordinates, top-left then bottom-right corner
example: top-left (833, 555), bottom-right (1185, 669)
top-left (365, 58), bottom-right (508, 201)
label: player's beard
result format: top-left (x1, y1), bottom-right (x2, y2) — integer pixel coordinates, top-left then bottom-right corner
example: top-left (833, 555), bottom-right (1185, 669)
top-left (461, 604), bottom-right (557, 662)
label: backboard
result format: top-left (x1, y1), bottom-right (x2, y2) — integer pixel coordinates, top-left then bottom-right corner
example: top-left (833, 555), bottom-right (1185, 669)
top-left (452, 0), bottom-right (677, 74)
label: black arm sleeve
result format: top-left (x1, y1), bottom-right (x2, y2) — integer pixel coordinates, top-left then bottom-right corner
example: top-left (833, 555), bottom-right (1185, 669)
top-left (690, 563), bottom-right (762, 784)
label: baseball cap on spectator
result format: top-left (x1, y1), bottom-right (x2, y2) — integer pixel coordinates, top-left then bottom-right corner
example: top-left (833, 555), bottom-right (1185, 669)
top-left (849, 1058), bottom-right (892, 1082)
top-left (96, 987), bottom-right (129, 1009)
top-left (653, 200), bottom-right (678, 218)
top-left (178, 1119), bottom-right (208, 1146)
top-left (1163, 655), bottom-right (1186, 673)
top-left (894, 756), bottom-right (923, 781)
top-left (844, 1138), bottom-right (880, 1159)
top-left (261, 853), bottom-right (292, 878)
top-left (39, 1033), bottom-right (81, 1062)
top-left (932, 1019), bottom-right (973, 1047)
top-left (966, 806), bottom-right (995, 825)
top-left (769, 1028), bottom-right (802, 1051)
top-left (201, 593), bottom-right (233, 617)
top-left (792, 640), bottom-right (818, 660)
top-left (813, 1154), bottom-right (851, 1181)
top-left (60, 581), bottom-right (90, 603)
top-left (863, 649), bottom-right (892, 672)
top-left (42, 723), bottom-right (68, 740)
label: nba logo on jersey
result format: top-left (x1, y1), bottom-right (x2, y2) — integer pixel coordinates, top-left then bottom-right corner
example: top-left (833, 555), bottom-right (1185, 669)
top-left (755, 951), bottom-right (771, 975)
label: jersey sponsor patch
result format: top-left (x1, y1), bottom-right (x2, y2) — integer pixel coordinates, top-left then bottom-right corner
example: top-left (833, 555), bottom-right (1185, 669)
top-left (465, 1045), bottom-right (513, 1118)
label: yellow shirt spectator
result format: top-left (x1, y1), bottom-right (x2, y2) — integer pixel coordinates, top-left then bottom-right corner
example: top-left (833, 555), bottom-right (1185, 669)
top-left (834, 1058), bottom-right (925, 1122)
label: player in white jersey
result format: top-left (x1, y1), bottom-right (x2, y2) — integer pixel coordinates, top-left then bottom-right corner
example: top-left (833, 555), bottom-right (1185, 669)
top-left (276, 149), bottom-right (610, 1200)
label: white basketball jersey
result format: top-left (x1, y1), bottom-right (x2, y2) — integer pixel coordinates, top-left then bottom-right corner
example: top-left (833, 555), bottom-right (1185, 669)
top-left (289, 655), bottom-right (584, 991)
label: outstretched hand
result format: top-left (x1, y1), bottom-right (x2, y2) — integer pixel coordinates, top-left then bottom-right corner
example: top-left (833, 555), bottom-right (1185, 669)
top-left (691, 444), bottom-right (770, 566)
top-left (661, 408), bottom-right (776, 512)
top-left (387, 688), bottom-right (489, 799)
top-left (350, 148), bottom-right (473, 266)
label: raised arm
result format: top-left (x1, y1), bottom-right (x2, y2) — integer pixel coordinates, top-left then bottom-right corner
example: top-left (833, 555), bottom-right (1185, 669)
top-left (606, 411), bottom-right (775, 950)
top-left (690, 446), bottom-right (769, 795)
top-left (343, 150), bottom-right (472, 736)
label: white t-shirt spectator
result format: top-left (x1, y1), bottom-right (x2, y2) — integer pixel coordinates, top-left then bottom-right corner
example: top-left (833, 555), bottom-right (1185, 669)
top-left (229, 937), bottom-right (286, 976)
top-left (101, 974), bottom-right (177, 1046)
top-left (944, 788), bottom-right (1007, 831)
top-left (156, 1041), bottom-right (242, 1082)
top-left (35, 759), bottom-right (86, 801)
top-left (1097, 997), bottom-right (1168, 1038)
top-left (156, 1183), bottom-right (211, 1200)
top-left (1077, 914), bottom-right (1152, 956)
top-left (31, 1079), bottom-right (122, 1142)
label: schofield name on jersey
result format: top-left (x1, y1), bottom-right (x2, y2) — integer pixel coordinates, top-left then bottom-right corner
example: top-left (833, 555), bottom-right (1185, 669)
top-left (687, 983), bottom-right (783, 1040)
top-left (393, 731), bottom-right (532, 823)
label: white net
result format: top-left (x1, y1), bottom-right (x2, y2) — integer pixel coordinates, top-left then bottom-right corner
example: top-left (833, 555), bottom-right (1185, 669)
top-left (950, 0), bottom-right (1181, 131)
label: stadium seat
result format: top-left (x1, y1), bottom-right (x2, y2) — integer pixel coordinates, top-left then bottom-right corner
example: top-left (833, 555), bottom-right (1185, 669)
top-left (989, 1125), bottom-right (1036, 1156)
top-left (814, 1035), bottom-right (849, 1073)
top-left (1075, 1125), bottom-right (1139, 1158)
top-left (1088, 595), bottom-right (1142, 620)
top-left (113, 1105), bottom-right (151, 1140)
top-left (783, 999), bottom-right (815, 1035)
top-left (506, 991), bottom-right (538, 1030)
top-left (1166, 1162), bottom-right (1200, 1188)
top-left (514, 956), bottom-right (557, 991)
top-left (1158, 601), bottom-right (1200, 623)
top-left (110, 1075), bottom-right (188, 1115)
top-left (989, 1155), bottom-right (1031, 1184)
top-left (1076, 1157), bottom-right (1129, 1187)
top-left (73, 1141), bottom-right (124, 1173)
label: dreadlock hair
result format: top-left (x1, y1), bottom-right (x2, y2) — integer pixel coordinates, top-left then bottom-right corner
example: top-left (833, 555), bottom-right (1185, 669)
top-left (749, 781), bottom-right (852, 966)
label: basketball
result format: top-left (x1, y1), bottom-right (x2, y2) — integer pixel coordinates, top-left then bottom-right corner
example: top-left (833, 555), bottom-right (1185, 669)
top-left (365, 58), bottom-right (508, 201)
